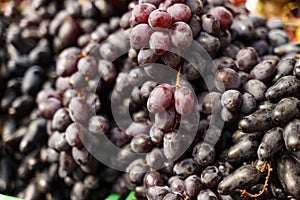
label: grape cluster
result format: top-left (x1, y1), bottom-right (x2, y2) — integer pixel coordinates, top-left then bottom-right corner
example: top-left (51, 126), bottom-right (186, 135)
top-left (1, 0), bottom-right (300, 200)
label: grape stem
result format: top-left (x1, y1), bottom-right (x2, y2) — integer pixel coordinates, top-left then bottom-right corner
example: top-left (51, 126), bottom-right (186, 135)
top-left (172, 61), bottom-right (183, 89)
top-left (239, 162), bottom-right (272, 199)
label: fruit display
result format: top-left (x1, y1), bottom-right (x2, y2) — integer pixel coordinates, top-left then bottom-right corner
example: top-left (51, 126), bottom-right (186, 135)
top-left (0, 0), bottom-right (300, 200)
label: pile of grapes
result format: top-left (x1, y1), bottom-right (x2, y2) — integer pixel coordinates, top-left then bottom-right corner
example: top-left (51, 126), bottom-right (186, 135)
top-left (0, 0), bottom-right (300, 200)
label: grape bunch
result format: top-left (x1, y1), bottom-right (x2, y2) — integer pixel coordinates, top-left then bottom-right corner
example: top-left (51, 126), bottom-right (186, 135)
top-left (1, 0), bottom-right (300, 200)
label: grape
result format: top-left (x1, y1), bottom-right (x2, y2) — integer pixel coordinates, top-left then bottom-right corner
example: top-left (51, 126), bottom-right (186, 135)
top-left (243, 79), bottom-right (267, 101)
top-left (146, 186), bottom-right (170, 200)
top-left (193, 142), bottom-right (215, 166)
top-left (271, 97), bottom-right (300, 125)
top-left (170, 22), bottom-right (193, 48)
top-left (38, 97), bottom-right (62, 119)
top-left (130, 134), bottom-right (153, 153)
top-left (197, 189), bottom-right (218, 200)
top-left (132, 3), bottom-right (156, 24)
top-left (283, 119), bottom-right (300, 152)
top-left (188, 15), bottom-right (201, 37)
top-left (208, 6), bottom-right (233, 30)
top-left (56, 48), bottom-right (80, 77)
top-left (268, 29), bottom-right (289, 47)
top-left (22, 66), bottom-right (45, 96)
top-left (147, 84), bottom-right (174, 113)
top-left (72, 146), bottom-right (91, 165)
top-left (146, 148), bottom-right (166, 169)
top-left (77, 55), bottom-right (97, 77)
top-left (148, 9), bottom-right (172, 29)
top-left (68, 97), bottom-right (90, 124)
top-left (197, 32), bottom-right (220, 56)
top-left (201, 92), bottom-right (222, 115)
top-left (163, 131), bottom-right (184, 160)
top-left (174, 86), bottom-right (194, 115)
top-left (185, 175), bottom-right (203, 198)
top-left (163, 193), bottom-right (184, 200)
top-left (239, 92), bottom-right (257, 114)
top-left (155, 105), bottom-right (176, 132)
top-left (236, 47), bottom-right (259, 72)
top-left (149, 31), bottom-right (170, 55)
top-left (138, 48), bottom-right (159, 66)
top-left (129, 24), bottom-right (153, 50)
top-left (221, 89), bottom-right (242, 111)
top-left (173, 158), bottom-right (198, 178)
top-left (168, 176), bottom-right (185, 193)
top-left (144, 171), bottom-right (164, 188)
top-left (109, 127), bottom-right (131, 148)
top-left (185, 0), bottom-right (203, 15)
top-left (201, 14), bottom-right (220, 35)
top-left (51, 108), bottom-right (72, 132)
top-left (88, 115), bottom-right (110, 135)
top-left (149, 125), bottom-right (164, 146)
top-left (201, 166), bottom-right (222, 188)
top-left (65, 123), bottom-right (84, 147)
top-left (98, 60), bottom-right (117, 84)
top-left (167, 3), bottom-right (191, 22)
top-left (214, 68), bottom-right (241, 92)
top-left (213, 57), bottom-right (236, 70)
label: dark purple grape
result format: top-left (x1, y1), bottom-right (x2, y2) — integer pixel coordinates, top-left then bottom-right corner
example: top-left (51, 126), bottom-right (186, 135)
top-left (188, 15), bottom-right (201, 37)
top-left (196, 189), bottom-right (218, 200)
top-left (163, 131), bottom-right (184, 160)
top-left (271, 97), bottom-right (300, 125)
top-left (231, 15), bottom-right (254, 40)
top-left (221, 89), bottom-right (242, 111)
top-left (69, 97), bottom-right (90, 124)
top-left (170, 22), bottom-right (193, 48)
top-left (88, 115), bottom-right (110, 135)
top-left (257, 127), bottom-right (283, 160)
top-left (277, 154), bottom-right (300, 198)
top-left (173, 158), bottom-right (198, 178)
top-left (218, 165), bottom-right (262, 195)
top-left (130, 24), bottom-right (153, 50)
top-left (201, 92), bottom-right (222, 115)
top-left (174, 86), bottom-right (194, 115)
top-left (109, 127), bottom-right (131, 148)
top-left (197, 32), bottom-right (220, 56)
top-left (250, 60), bottom-right (277, 81)
top-left (268, 29), bottom-right (289, 47)
top-left (126, 120), bottom-right (151, 137)
top-left (185, 175), bottom-right (203, 198)
top-left (72, 146), bottom-right (90, 165)
top-left (38, 97), bottom-right (61, 119)
top-left (144, 171), bottom-right (164, 188)
top-left (55, 77), bottom-right (71, 93)
top-left (148, 9), bottom-right (172, 29)
top-left (138, 48), bottom-right (159, 66)
top-left (201, 14), bottom-right (220, 35)
top-left (22, 65), bottom-right (45, 96)
top-left (243, 79), bottom-right (267, 101)
top-left (208, 6), bottom-right (233, 30)
top-left (155, 105), bottom-right (176, 132)
top-left (65, 123), bottom-right (84, 147)
top-left (265, 76), bottom-right (300, 103)
top-left (167, 3), bottom-right (191, 22)
top-left (239, 108), bottom-right (274, 133)
top-left (146, 186), bottom-right (170, 200)
top-left (98, 60), bottom-right (117, 84)
top-left (283, 119), bottom-right (300, 152)
top-left (51, 108), bottom-right (71, 132)
top-left (193, 142), bottom-right (215, 166)
top-left (214, 57), bottom-right (236, 70)
top-left (185, 0), bottom-right (203, 15)
top-left (147, 84), bottom-right (174, 113)
top-left (149, 31), bottom-right (170, 55)
top-left (239, 92), bottom-right (257, 114)
top-left (131, 134), bottom-right (153, 153)
top-left (236, 47), bottom-right (259, 72)
top-left (146, 148), bottom-right (166, 169)
top-left (168, 176), bottom-right (185, 193)
top-left (56, 47), bottom-right (80, 77)
top-left (201, 166), bottom-right (222, 188)
top-left (149, 125), bottom-right (164, 146)
top-left (77, 55), bottom-right (98, 77)
top-left (132, 3), bottom-right (156, 24)
top-left (163, 193), bottom-right (184, 200)
top-left (70, 182), bottom-right (89, 200)
top-left (214, 68), bottom-right (241, 92)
